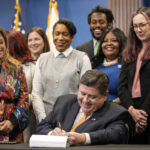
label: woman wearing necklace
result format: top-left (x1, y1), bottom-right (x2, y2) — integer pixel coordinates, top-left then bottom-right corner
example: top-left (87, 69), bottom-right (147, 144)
top-left (93, 28), bottom-right (127, 104)
top-left (32, 18), bottom-right (91, 123)
top-left (118, 7), bottom-right (150, 144)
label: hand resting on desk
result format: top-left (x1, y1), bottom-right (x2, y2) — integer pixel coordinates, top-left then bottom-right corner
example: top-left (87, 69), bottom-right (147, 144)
top-left (51, 128), bottom-right (86, 145)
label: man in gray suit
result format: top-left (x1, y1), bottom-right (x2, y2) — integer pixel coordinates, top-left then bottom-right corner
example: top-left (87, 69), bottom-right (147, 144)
top-left (76, 6), bottom-right (114, 68)
top-left (36, 70), bottom-right (129, 145)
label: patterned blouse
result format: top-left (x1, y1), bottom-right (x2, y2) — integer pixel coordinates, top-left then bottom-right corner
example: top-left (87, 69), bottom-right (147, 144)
top-left (0, 60), bottom-right (29, 141)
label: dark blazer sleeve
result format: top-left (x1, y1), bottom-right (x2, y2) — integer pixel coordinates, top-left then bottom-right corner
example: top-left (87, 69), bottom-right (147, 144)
top-left (36, 95), bottom-right (129, 144)
top-left (36, 102), bottom-right (58, 135)
top-left (36, 94), bottom-right (79, 135)
top-left (118, 60), bottom-right (150, 114)
top-left (118, 62), bottom-right (134, 109)
top-left (89, 104), bottom-right (129, 144)
top-left (90, 115), bottom-right (128, 144)
top-left (140, 61), bottom-right (150, 114)
top-left (142, 92), bottom-right (150, 114)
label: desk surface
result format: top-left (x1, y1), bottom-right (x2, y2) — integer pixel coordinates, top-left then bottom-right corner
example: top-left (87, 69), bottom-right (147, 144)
top-left (0, 144), bottom-right (150, 150)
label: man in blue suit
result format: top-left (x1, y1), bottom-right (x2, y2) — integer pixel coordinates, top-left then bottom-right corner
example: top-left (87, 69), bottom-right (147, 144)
top-left (36, 70), bottom-right (129, 145)
top-left (76, 6), bottom-right (114, 68)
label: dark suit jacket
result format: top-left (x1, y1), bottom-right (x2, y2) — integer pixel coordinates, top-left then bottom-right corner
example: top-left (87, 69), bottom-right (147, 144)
top-left (76, 40), bottom-right (94, 62)
top-left (118, 60), bottom-right (150, 115)
top-left (36, 94), bottom-right (129, 144)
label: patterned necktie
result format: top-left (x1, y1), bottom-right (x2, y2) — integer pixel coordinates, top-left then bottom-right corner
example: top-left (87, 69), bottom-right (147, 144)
top-left (94, 41), bottom-right (100, 56)
top-left (70, 113), bottom-right (88, 132)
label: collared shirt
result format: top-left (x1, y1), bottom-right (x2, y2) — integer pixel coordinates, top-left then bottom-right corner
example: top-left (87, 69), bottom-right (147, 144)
top-left (53, 46), bottom-right (73, 58)
top-left (93, 38), bottom-right (97, 49)
top-left (73, 109), bottom-right (91, 126)
top-left (32, 46), bottom-right (92, 122)
top-left (72, 109), bottom-right (91, 145)
top-left (48, 108), bottom-right (91, 145)
top-left (93, 39), bottom-right (100, 56)
top-left (93, 38), bottom-right (100, 49)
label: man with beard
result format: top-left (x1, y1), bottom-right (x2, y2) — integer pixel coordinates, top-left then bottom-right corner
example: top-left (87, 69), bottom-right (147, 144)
top-left (76, 6), bottom-right (114, 68)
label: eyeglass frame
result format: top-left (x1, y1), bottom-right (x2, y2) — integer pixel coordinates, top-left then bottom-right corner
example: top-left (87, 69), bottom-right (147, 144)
top-left (131, 22), bottom-right (149, 31)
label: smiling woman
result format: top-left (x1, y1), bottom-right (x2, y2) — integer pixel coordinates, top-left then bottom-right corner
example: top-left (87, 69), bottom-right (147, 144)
top-left (53, 24), bottom-right (74, 52)
top-left (26, 27), bottom-right (50, 60)
top-left (32, 18), bottom-right (91, 123)
top-left (93, 28), bottom-right (127, 104)
top-left (0, 27), bottom-right (29, 142)
top-left (118, 7), bottom-right (150, 144)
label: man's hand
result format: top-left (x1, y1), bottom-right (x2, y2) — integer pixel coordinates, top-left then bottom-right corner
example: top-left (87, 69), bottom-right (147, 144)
top-left (51, 128), bottom-right (86, 145)
top-left (0, 120), bottom-right (14, 133)
top-left (67, 132), bottom-right (86, 146)
top-left (51, 127), bottom-right (66, 136)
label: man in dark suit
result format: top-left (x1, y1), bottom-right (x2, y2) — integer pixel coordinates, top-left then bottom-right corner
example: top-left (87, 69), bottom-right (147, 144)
top-left (76, 6), bottom-right (114, 68)
top-left (36, 70), bottom-right (129, 145)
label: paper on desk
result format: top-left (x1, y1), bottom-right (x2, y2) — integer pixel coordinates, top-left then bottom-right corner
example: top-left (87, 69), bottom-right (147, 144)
top-left (29, 135), bottom-right (68, 148)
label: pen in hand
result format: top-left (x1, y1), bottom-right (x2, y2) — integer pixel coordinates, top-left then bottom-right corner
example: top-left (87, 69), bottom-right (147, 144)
top-left (57, 121), bottom-right (70, 147)
top-left (56, 121), bottom-right (67, 136)
top-left (57, 121), bottom-right (62, 130)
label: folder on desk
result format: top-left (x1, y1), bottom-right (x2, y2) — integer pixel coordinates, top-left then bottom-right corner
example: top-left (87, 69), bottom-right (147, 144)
top-left (29, 135), bottom-right (68, 148)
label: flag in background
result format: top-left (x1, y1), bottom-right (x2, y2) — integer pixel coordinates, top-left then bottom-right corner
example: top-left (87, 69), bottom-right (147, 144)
top-left (46, 0), bottom-right (59, 50)
top-left (11, 0), bottom-right (26, 35)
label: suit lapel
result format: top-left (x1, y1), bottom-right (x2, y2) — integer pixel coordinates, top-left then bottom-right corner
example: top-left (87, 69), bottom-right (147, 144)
top-left (87, 40), bottom-right (94, 59)
top-left (63, 101), bottom-right (80, 131)
top-left (75, 101), bottom-right (110, 132)
top-left (90, 101), bottom-right (110, 119)
top-left (128, 60), bottom-right (148, 77)
top-left (128, 62), bottom-right (136, 79)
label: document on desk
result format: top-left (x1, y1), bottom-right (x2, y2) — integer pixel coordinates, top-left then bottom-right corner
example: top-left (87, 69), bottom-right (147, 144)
top-left (29, 135), bottom-right (68, 148)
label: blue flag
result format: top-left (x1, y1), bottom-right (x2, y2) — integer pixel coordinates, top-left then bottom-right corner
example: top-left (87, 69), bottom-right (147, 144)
top-left (11, 0), bottom-right (26, 35)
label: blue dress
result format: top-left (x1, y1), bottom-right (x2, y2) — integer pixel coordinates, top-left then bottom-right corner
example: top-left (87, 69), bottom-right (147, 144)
top-left (96, 63), bottom-right (121, 100)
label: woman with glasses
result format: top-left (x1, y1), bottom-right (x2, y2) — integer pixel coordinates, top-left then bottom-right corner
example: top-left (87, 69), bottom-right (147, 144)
top-left (118, 7), bottom-right (150, 144)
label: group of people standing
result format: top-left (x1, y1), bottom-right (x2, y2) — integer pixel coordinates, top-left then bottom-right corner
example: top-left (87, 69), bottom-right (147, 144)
top-left (0, 14), bottom-right (91, 143)
top-left (0, 26), bottom-right (50, 142)
top-left (76, 6), bottom-right (150, 144)
top-left (0, 4), bottom-right (150, 146)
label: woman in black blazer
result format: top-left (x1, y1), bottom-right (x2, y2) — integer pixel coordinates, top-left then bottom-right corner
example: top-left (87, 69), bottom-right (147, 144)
top-left (118, 7), bottom-right (150, 144)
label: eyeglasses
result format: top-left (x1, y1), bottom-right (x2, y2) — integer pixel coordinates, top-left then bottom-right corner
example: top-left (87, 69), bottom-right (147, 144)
top-left (132, 23), bottom-right (149, 31)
